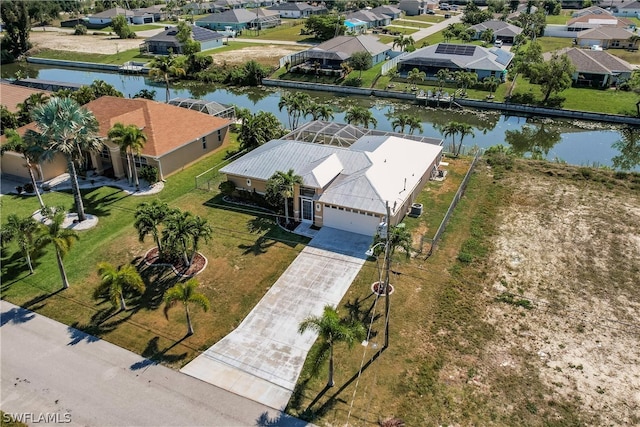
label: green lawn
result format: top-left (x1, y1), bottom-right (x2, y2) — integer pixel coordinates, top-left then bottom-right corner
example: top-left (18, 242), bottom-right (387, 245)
top-left (545, 10), bottom-right (573, 25)
top-left (391, 19), bottom-right (432, 29)
top-left (384, 26), bottom-right (420, 36)
top-left (0, 135), bottom-right (308, 368)
top-left (536, 36), bottom-right (575, 52)
top-left (30, 48), bottom-right (150, 65)
top-left (398, 14), bottom-right (445, 24)
top-left (236, 20), bottom-right (314, 42)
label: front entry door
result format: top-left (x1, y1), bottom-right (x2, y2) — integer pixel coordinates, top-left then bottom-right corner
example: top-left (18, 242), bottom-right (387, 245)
top-left (301, 198), bottom-right (313, 223)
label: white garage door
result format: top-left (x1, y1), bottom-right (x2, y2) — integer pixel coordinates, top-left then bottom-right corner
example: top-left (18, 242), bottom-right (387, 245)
top-left (323, 206), bottom-right (381, 236)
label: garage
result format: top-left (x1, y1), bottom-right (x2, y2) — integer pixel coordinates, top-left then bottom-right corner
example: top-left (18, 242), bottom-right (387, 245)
top-left (322, 205), bottom-right (381, 236)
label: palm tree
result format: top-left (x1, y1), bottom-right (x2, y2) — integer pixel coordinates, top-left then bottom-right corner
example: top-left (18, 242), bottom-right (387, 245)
top-left (273, 169), bottom-right (303, 225)
top-left (94, 262), bottom-right (145, 311)
top-left (16, 92), bottom-right (49, 125)
top-left (36, 210), bottom-right (79, 289)
top-left (164, 278), bottom-right (210, 336)
top-left (306, 103), bottom-right (334, 121)
top-left (345, 106), bottom-right (377, 129)
top-left (436, 68), bottom-right (450, 92)
top-left (406, 116), bottom-right (423, 135)
top-left (1, 214), bottom-right (40, 274)
top-left (28, 97), bottom-right (102, 222)
top-left (391, 113), bottom-right (410, 133)
top-left (107, 123), bottom-right (147, 190)
top-left (162, 210), bottom-right (194, 266)
top-left (442, 121), bottom-right (461, 154)
top-left (134, 200), bottom-right (174, 256)
top-left (298, 305), bottom-right (366, 387)
top-left (187, 215), bottom-right (212, 266)
top-left (456, 123), bottom-right (475, 157)
top-left (483, 75), bottom-right (500, 99)
top-left (278, 92), bottom-right (311, 130)
top-left (481, 28), bottom-right (494, 45)
top-left (148, 53), bottom-right (186, 102)
top-left (407, 68), bottom-right (426, 89)
top-left (1, 129), bottom-right (46, 209)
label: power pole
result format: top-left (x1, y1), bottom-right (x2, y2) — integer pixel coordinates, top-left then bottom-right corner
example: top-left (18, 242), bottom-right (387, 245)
top-left (383, 201), bottom-right (392, 349)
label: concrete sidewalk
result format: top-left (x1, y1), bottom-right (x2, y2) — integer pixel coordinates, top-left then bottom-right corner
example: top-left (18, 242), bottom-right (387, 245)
top-left (0, 300), bottom-right (310, 427)
top-left (181, 228), bottom-right (373, 410)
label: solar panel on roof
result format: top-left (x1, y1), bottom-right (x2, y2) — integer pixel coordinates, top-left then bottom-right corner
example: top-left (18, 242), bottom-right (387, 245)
top-left (435, 44), bottom-right (476, 56)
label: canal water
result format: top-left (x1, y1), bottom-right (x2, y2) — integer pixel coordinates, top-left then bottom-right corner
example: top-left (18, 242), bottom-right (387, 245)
top-left (2, 63), bottom-right (632, 169)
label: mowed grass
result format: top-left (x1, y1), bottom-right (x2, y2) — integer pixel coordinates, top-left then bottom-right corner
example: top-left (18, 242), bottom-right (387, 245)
top-left (398, 14), bottom-right (445, 24)
top-left (0, 135), bottom-right (308, 368)
top-left (237, 20), bottom-right (315, 42)
top-left (391, 19), bottom-right (432, 28)
top-left (31, 48), bottom-right (149, 65)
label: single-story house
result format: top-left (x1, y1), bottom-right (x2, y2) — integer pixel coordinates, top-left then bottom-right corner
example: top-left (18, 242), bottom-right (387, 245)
top-left (142, 25), bottom-right (224, 55)
top-left (470, 20), bottom-right (523, 44)
top-left (87, 7), bottom-right (133, 25)
top-left (183, 1), bottom-right (224, 15)
top-left (345, 10), bottom-right (392, 29)
top-left (397, 0), bottom-right (436, 16)
top-left (267, 2), bottom-right (327, 18)
top-left (371, 5), bottom-right (403, 20)
top-left (615, 1), bottom-right (640, 17)
top-left (214, 0), bottom-right (251, 10)
top-left (546, 47), bottom-right (635, 87)
top-left (87, 5), bottom-right (167, 25)
top-left (0, 81), bottom-right (52, 114)
top-left (196, 8), bottom-right (281, 32)
top-left (1, 97), bottom-right (232, 183)
top-left (288, 35), bottom-right (392, 71)
top-left (576, 26), bottom-right (639, 49)
top-left (345, 18), bottom-right (368, 35)
top-left (397, 43), bottom-right (514, 81)
top-left (566, 13), bottom-right (634, 32)
top-left (572, 6), bottom-right (613, 18)
top-left (219, 121), bottom-right (443, 236)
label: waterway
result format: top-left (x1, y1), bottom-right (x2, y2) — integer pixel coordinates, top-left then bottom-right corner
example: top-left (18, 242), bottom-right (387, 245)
top-left (2, 63), bottom-right (634, 169)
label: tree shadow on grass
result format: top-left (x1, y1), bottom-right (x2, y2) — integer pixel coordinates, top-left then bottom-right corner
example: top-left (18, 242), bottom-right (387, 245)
top-left (21, 288), bottom-right (65, 311)
top-left (130, 335), bottom-right (188, 370)
top-left (0, 306), bottom-right (35, 327)
top-left (80, 187), bottom-right (129, 218)
top-left (344, 294), bottom-right (382, 339)
top-left (136, 263), bottom-right (181, 310)
top-left (67, 311), bottom-right (133, 346)
top-left (0, 246), bottom-right (47, 286)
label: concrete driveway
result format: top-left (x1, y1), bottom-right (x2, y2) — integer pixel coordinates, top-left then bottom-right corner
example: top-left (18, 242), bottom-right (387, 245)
top-left (181, 228), bottom-right (373, 410)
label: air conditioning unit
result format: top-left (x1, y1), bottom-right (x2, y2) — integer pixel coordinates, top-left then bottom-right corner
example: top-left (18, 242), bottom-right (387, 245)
top-left (410, 203), bottom-right (423, 217)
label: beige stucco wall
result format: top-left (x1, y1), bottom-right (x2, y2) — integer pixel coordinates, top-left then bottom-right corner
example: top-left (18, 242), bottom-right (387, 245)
top-left (1, 151), bottom-right (67, 182)
top-left (157, 127), bottom-right (228, 178)
top-left (225, 174), bottom-right (268, 194)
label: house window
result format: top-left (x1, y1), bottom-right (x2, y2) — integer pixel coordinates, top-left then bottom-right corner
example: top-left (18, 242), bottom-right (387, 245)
top-left (134, 156), bottom-right (148, 168)
top-left (99, 147), bottom-right (111, 160)
top-left (300, 186), bottom-right (315, 197)
top-left (202, 136), bottom-right (207, 149)
top-left (217, 129), bottom-right (222, 142)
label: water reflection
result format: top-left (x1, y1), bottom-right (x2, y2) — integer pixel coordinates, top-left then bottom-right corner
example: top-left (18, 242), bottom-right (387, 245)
top-left (612, 127), bottom-right (640, 170)
top-left (505, 124), bottom-right (562, 159)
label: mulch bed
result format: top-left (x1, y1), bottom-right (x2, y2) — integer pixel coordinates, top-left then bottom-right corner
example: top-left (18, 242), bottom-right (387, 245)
top-left (142, 247), bottom-right (207, 278)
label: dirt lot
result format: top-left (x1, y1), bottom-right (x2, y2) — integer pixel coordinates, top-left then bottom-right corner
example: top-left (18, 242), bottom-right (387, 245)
top-left (29, 31), bottom-right (304, 66)
top-left (483, 165), bottom-right (640, 425)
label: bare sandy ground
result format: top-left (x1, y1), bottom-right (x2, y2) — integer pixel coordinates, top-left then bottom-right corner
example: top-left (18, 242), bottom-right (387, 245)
top-left (484, 169), bottom-right (640, 425)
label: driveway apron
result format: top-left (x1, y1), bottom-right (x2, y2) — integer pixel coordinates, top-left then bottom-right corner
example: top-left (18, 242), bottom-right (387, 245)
top-left (181, 227), bottom-right (373, 410)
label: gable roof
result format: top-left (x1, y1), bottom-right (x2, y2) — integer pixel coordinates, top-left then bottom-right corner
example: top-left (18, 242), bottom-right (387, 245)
top-left (267, 2), bottom-right (323, 11)
top-left (619, 1), bottom-right (640, 10)
top-left (146, 25), bottom-right (223, 43)
top-left (0, 82), bottom-right (52, 113)
top-left (91, 7), bottom-right (132, 18)
top-left (572, 6), bottom-right (613, 17)
top-left (312, 35), bottom-right (390, 57)
top-left (399, 43), bottom-right (514, 71)
top-left (548, 47), bottom-right (635, 74)
top-left (577, 26), bottom-right (636, 39)
top-left (220, 126), bottom-right (442, 215)
top-left (568, 14), bottom-right (633, 27)
top-left (470, 20), bottom-right (523, 37)
top-left (197, 8), bottom-right (278, 24)
top-left (83, 97), bottom-right (230, 157)
top-left (346, 10), bottom-right (390, 23)
top-left (371, 5), bottom-right (402, 16)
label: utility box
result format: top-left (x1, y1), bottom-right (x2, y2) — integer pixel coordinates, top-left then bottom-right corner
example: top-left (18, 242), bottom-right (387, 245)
top-left (410, 203), bottom-right (423, 217)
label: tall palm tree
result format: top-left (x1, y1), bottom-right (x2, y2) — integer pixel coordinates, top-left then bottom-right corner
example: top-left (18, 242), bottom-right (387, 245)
top-left (16, 92), bottom-right (49, 125)
top-left (36, 210), bottom-right (79, 289)
top-left (164, 278), bottom-right (210, 336)
top-left (436, 68), bottom-right (450, 92)
top-left (94, 262), bottom-right (145, 311)
top-left (456, 123), bottom-right (475, 157)
top-left (107, 123), bottom-right (147, 190)
top-left (406, 116), bottom-right (423, 135)
top-left (187, 215), bottom-right (212, 266)
top-left (1, 214), bottom-right (40, 274)
top-left (407, 68), bottom-right (426, 89)
top-left (306, 103), bottom-right (334, 121)
top-left (162, 210), bottom-right (196, 266)
top-left (149, 53), bottom-right (186, 102)
top-left (134, 200), bottom-right (174, 256)
top-left (391, 113), bottom-right (410, 133)
top-left (345, 106), bottom-right (377, 129)
top-left (274, 169), bottom-right (303, 225)
top-left (298, 305), bottom-right (366, 387)
top-left (1, 129), bottom-right (46, 209)
top-left (28, 97), bottom-right (102, 222)
top-left (442, 121), bottom-right (461, 154)
top-left (483, 75), bottom-right (500, 99)
top-left (278, 92), bottom-right (311, 130)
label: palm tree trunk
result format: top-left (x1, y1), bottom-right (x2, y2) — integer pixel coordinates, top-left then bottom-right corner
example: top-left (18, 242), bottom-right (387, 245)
top-left (26, 161), bottom-right (45, 210)
top-left (56, 248), bottom-right (70, 289)
top-left (119, 293), bottom-right (128, 311)
top-left (67, 158), bottom-right (87, 222)
top-left (125, 151), bottom-right (133, 186)
top-left (164, 75), bottom-right (170, 103)
top-left (284, 198), bottom-right (289, 224)
top-left (183, 250), bottom-right (190, 267)
top-left (153, 232), bottom-right (163, 256)
top-left (327, 345), bottom-right (335, 387)
top-left (185, 304), bottom-right (194, 336)
top-left (26, 251), bottom-right (34, 274)
top-left (131, 150), bottom-right (140, 190)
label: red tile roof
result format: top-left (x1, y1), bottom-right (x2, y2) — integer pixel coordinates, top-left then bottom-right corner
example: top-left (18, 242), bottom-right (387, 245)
top-left (0, 82), bottom-right (52, 113)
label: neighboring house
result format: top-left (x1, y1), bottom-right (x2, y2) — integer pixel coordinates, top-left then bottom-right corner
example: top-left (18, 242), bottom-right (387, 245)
top-left (267, 2), bottom-right (327, 18)
top-left (506, 4), bottom-right (538, 20)
top-left (615, 1), bottom-right (640, 17)
top-left (87, 7), bottom-right (132, 25)
top-left (87, 5), bottom-right (166, 25)
top-left (2, 97), bottom-right (232, 183)
top-left (566, 13), bottom-right (634, 32)
top-left (397, 43), bottom-right (514, 81)
top-left (0, 81), bottom-right (52, 114)
top-left (214, 0), bottom-right (250, 10)
top-left (547, 47), bottom-right (635, 87)
top-left (345, 10), bottom-right (392, 29)
top-left (345, 18), bottom-right (368, 35)
top-left (168, 98), bottom-right (236, 119)
top-left (470, 20), bottom-right (523, 44)
top-left (220, 121), bottom-right (443, 236)
top-left (576, 26), bottom-right (638, 49)
top-left (397, 0), bottom-right (436, 16)
top-left (182, 2), bottom-right (223, 14)
top-left (572, 6), bottom-right (613, 18)
top-left (196, 8), bottom-right (281, 32)
top-left (142, 25), bottom-right (224, 55)
top-left (371, 5), bottom-right (403, 20)
top-left (289, 35), bottom-right (391, 71)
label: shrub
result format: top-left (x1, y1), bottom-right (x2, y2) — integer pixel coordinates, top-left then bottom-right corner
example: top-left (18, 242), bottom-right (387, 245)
top-left (74, 24), bottom-right (87, 35)
top-left (139, 165), bottom-right (158, 184)
top-left (218, 180), bottom-right (236, 196)
top-left (344, 76), bottom-right (362, 87)
top-left (23, 182), bottom-right (34, 193)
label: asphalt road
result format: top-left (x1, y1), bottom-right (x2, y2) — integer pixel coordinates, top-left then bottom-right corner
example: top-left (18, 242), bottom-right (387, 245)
top-left (0, 300), bottom-right (310, 427)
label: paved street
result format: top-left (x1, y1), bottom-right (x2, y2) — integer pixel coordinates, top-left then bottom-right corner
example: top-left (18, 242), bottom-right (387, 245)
top-left (0, 300), bottom-right (310, 427)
